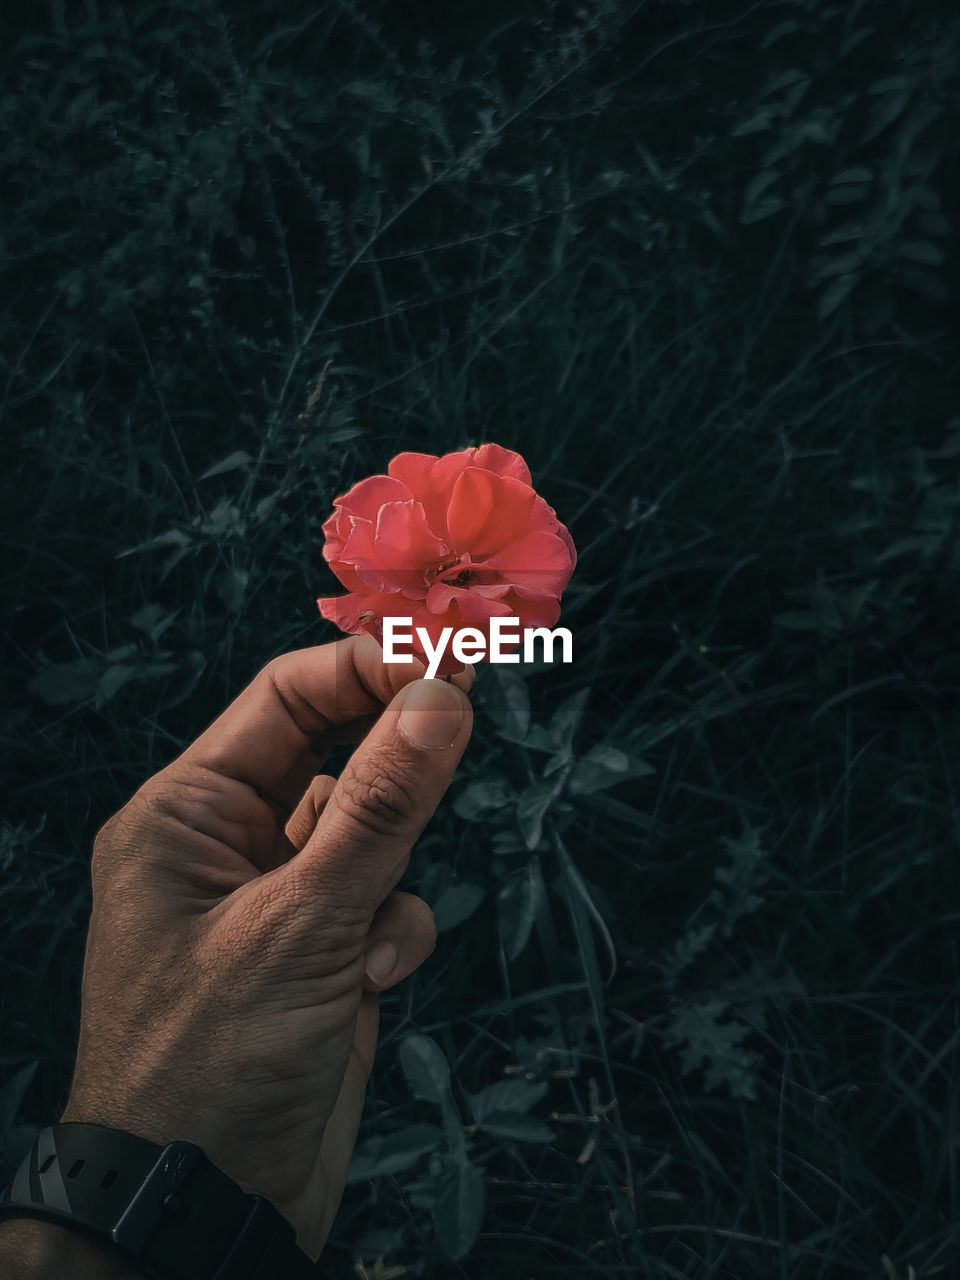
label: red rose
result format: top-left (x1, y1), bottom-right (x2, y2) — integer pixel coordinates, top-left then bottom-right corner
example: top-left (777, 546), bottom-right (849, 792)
top-left (316, 443), bottom-right (576, 676)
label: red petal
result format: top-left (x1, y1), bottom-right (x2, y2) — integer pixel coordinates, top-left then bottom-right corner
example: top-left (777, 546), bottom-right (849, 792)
top-left (386, 452), bottom-right (449, 535)
top-left (464, 442), bottom-right (532, 486)
top-left (374, 500), bottom-right (448, 568)
top-left (446, 470), bottom-right (538, 558)
top-left (317, 589), bottom-right (398, 634)
top-left (431, 443), bottom-right (531, 489)
top-left (340, 517), bottom-right (393, 591)
top-left (425, 581), bottom-right (514, 623)
top-left (322, 560), bottom-right (369, 595)
top-left (476, 527), bottom-right (574, 595)
top-left (335, 473), bottom-right (411, 521)
top-left (318, 591), bottom-right (434, 663)
top-left (503, 590), bottom-right (562, 630)
top-left (387, 452), bottom-right (439, 495)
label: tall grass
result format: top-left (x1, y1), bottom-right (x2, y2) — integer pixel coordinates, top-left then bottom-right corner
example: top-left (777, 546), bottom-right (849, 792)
top-left (2, 1), bottom-right (959, 1276)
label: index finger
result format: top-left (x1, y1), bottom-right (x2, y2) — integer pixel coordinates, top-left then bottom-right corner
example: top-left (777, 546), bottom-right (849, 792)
top-left (174, 633), bottom-right (475, 796)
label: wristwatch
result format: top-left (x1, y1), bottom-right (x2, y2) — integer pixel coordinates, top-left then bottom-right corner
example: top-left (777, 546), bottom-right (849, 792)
top-left (0, 1124), bottom-right (322, 1279)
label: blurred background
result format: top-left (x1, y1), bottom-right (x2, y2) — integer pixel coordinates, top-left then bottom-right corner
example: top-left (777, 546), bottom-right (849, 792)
top-left (2, 1), bottom-right (959, 1276)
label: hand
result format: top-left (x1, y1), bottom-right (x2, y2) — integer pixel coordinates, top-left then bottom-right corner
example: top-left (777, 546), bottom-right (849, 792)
top-left (59, 634), bottom-right (474, 1261)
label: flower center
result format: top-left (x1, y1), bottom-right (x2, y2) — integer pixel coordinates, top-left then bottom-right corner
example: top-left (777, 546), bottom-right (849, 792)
top-left (432, 555), bottom-right (473, 588)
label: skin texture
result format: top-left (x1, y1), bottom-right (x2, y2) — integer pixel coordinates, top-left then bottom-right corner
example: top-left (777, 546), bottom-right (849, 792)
top-left (0, 1218), bottom-right (143, 1278)
top-left (14, 634), bottom-right (475, 1266)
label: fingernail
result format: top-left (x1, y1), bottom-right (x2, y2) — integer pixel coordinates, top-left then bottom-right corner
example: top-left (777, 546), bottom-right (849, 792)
top-left (364, 939), bottom-right (398, 986)
top-left (397, 679), bottom-right (464, 750)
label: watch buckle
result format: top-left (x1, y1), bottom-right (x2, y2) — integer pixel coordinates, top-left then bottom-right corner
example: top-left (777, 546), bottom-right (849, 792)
top-left (111, 1140), bottom-right (202, 1255)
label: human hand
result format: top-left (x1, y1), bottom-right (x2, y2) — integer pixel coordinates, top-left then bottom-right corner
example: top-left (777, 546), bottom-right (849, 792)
top-left (59, 634), bottom-right (474, 1261)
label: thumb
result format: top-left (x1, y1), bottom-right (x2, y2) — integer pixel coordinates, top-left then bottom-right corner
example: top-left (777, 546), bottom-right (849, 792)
top-left (282, 677), bottom-right (473, 916)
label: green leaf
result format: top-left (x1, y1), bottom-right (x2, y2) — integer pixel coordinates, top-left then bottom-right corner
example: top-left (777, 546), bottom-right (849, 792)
top-left (818, 273), bottom-right (857, 319)
top-left (12, 34), bottom-right (56, 53)
top-left (197, 499), bottom-right (245, 538)
top-left (810, 672), bottom-right (907, 725)
top-left (346, 1123), bottom-right (445, 1182)
top-left (453, 777), bottom-right (515, 821)
top-left (432, 1158), bottom-right (485, 1260)
top-left (399, 1035), bottom-right (451, 1104)
top-left (481, 664), bottom-right (530, 740)
top-left (327, 426), bottom-right (365, 443)
top-left (578, 745), bottom-right (632, 775)
top-left (0, 1062), bottom-right (38, 1132)
top-left (476, 1110), bottom-right (555, 1143)
top-left (497, 856), bottom-right (545, 961)
top-left (491, 829), bottom-right (528, 855)
top-left (97, 664), bottom-right (140, 702)
top-left (896, 240), bottom-right (945, 267)
top-left (744, 169), bottom-right (782, 206)
top-left (215, 567), bottom-right (249, 613)
top-left (130, 604), bottom-right (180, 641)
top-left (661, 997), bottom-right (761, 1100)
top-left (867, 75), bottom-right (911, 94)
top-left (875, 534), bottom-right (936, 563)
top-left (419, 861), bottom-right (450, 907)
top-left (661, 922), bottom-right (719, 980)
top-left (839, 27), bottom-right (873, 58)
top-left (548, 688), bottom-right (591, 755)
top-left (432, 882), bottom-right (485, 932)
top-left (569, 745), bottom-right (655, 794)
top-left (902, 184), bottom-right (942, 213)
top-left (197, 449), bottom-right (252, 481)
top-left (115, 528), bottom-right (193, 561)
top-left (28, 659), bottom-right (102, 706)
top-left (542, 751), bottom-right (571, 778)
top-left (582, 792), bottom-right (658, 831)
top-left (862, 89), bottom-right (910, 143)
top-left (808, 250), bottom-right (864, 281)
top-left (469, 1079), bottom-right (548, 1123)
top-left (818, 222), bottom-right (866, 246)
top-left (822, 185), bottom-right (869, 206)
top-left (523, 724), bottom-right (556, 753)
top-left (131, 2), bottom-right (170, 29)
top-left (516, 778), bottom-right (560, 850)
top-left (739, 197), bottom-right (788, 225)
top-left (773, 610), bottom-right (821, 630)
top-left (917, 212), bottom-right (951, 238)
top-left (556, 842), bottom-right (618, 985)
top-left (762, 68), bottom-right (810, 97)
top-left (760, 19), bottom-right (800, 49)
top-left (731, 108), bottom-right (774, 137)
top-left (899, 269), bottom-right (947, 302)
top-left (829, 167), bottom-right (873, 185)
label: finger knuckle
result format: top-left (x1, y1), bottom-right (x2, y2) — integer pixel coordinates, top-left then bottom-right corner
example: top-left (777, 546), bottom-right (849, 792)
top-left (232, 878), bottom-right (370, 969)
top-left (336, 766), bottom-right (417, 838)
top-left (91, 807), bottom-right (130, 866)
top-left (89, 808), bottom-right (144, 893)
top-left (263, 656), bottom-right (325, 741)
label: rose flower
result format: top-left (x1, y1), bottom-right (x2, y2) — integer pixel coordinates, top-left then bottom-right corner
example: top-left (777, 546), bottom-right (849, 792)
top-left (316, 443), bottom-right (576, 677)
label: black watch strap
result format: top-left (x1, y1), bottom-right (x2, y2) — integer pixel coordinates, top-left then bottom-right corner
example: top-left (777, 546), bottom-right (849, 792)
top-left (0, 1123), bottom-right (321, 1279)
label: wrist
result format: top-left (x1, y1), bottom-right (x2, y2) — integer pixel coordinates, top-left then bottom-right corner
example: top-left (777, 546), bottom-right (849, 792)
top-left (0, 1214), bottom-right (145, 1279)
